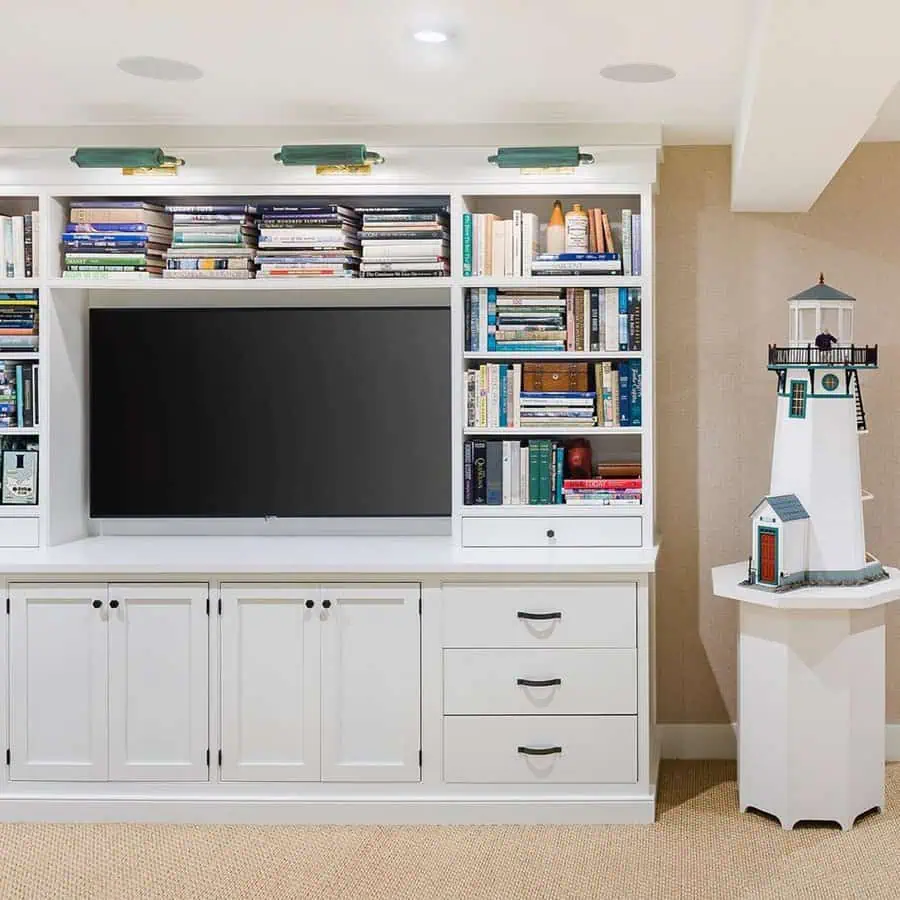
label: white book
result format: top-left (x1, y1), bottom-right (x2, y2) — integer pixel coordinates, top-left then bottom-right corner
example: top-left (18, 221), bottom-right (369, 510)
top-left (521, 213), bottom-right (539, 277)
top-left (31, 210), bottom-right (39, 278)
top-left (504, 220), bottom-right (514, 276)
top-left (583, 288), bottom-right (591, 353)
top-left (605, 288), bottom-right (619, 351)
top-left (512, 209), bottom-right (522, 276)
top-left (510, 441), bottom-right (520, 505)
top-left (622, 209), bottom-right (633, 276)
top-left (512, 363), bottom-right (522, 427)
top-left (491, 219), bottom-right (505, 276)
top-left (0, 216), bottom-right (10, 277)
top-left (519, 444), bottom-right (530, 504)
top-left (502, 441), bottom-right (512, 505)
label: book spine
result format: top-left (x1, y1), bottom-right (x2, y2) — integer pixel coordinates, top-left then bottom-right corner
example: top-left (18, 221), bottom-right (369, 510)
top-left (486, 441), bottom-right (503, 505)
top-left (487, 289), bottom-right (497, 352)
top-left (631, 359), bottom-right (642, 426)
top-left (632, 213), bottom-right (641, 275)
top-left (556, 444), bottom-right (565, 504)
top-left (23, 215), bottom-right (32, 279)
top-left (528, 443), bottom-right (540, 505)
top-left (590, 288), bottom-right (600, 351)
top-left (462, 213), bottom-right (472, 277)
top-left (473, 440), bottom-right (487, 503)
top-left (15, 365), bottom-right (23, 428)
top-left (512, 209), bottom-right (522, 277)
top-left (622, 209), bottom-right (633, 276)
top-left (463, 441), bottom-right (474, 505)
top-left (619, 362), bottom-right (631, 426)
top-left (632, 289), bottom-right (642, 351)
top-left (502, 441), bottom-right (512, 506)
top-left (519, 442), bottom-right (529, 503)
top-left (618, 288), bottom-right (628, 351)
top-left (499, 365), bottom-right (507, 428)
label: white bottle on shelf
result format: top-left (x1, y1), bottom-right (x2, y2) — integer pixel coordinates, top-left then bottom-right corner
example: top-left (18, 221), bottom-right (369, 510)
top-left (564, 203), bottom-right (589, 253)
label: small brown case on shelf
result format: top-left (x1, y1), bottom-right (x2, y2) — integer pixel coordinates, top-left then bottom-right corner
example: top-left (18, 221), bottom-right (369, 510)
top-left (522, 362), bottom-right (589, 392)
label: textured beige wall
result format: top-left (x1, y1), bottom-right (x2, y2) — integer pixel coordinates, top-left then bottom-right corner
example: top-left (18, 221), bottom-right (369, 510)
top-left (655, 143), bottom-right (900, 723)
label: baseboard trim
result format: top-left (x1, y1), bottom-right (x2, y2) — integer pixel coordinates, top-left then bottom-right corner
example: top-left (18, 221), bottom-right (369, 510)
top-left (660, 724), bottom-right (900, 761)
top-left (0, 796), bottom-right (657, 825)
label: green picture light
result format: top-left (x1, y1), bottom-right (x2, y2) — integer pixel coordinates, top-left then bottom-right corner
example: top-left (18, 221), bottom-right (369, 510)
top-left (273, 144), bottom-right (384, 166)
top-left (487, 146), bottom-right (594, 169)
top-left (70, 147), bottom-right (184, 169)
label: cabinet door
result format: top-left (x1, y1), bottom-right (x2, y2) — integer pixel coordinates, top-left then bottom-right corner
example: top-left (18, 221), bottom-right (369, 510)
top-left (107, 583), bottom-right (209, 781)
top-left (220, 584), bottom-right (320, 781)
top-left (320, 584), bottom-right (421, 782)
top-left (9, 583), bottom-right (108, 781)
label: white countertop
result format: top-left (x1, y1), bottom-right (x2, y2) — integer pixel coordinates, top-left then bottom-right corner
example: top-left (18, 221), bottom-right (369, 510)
top-left (712, 561), bottom-right (900, 609)
top-left (0, 535), bottom-right (659, 576)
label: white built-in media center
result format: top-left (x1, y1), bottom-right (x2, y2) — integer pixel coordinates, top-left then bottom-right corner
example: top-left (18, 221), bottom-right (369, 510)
top-left (0, 134), bottom-right (659, 823)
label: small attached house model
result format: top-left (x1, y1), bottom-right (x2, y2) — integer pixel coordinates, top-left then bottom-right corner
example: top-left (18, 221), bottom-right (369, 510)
top-left (746, 275), bottom-right (887, 590)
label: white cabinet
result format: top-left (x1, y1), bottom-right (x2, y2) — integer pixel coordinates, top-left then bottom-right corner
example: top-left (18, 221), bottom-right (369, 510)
top-left (9, 584), bottom-right (108, 781)
top-left (8, 582), bottom-right (209, 782)
top-left (320, 585), bottom-right (420, 782)
top-left (107, 584), bottom-right (209, 781)
top-left (220, 582), bottom-right (421, 783)
top-left (220, 584), bottom-right (320, 782)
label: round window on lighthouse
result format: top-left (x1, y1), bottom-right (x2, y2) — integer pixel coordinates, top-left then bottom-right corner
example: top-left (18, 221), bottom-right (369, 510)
top-left (822, 373), bottom-right (840, 392)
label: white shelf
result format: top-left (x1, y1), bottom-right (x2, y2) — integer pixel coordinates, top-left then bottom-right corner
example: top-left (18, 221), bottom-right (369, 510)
top-left (464, 351), bottom-right (641, 361)
top-left (46, 277), bottom-right (452, 292)
top-left (464, 427), bottom-right (641, 436)
top-left (0, 280), bottom-right (38, 292)
top-left (0, 352), bottom-right (40, 361)
top-left (461, 504), bottom-right (643, 517)
top-left (461, 276), bottom-right (643, 289)
top-left (0, 504), bottom-right (41, 518)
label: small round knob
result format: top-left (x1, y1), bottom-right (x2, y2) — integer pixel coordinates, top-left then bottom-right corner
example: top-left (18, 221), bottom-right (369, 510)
top-left (322, 599), bottom-right (332, 609)
top-left (92, 599), bottom-right (102, 609)
top-left (305, 599), bottom-right (315, 609)
top-left (546, 529), bottom-right (555, 539)
top-left (109, 599), bottom-right (119, 609)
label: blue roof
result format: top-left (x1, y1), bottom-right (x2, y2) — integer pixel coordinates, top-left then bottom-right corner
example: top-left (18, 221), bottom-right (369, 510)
top-left (754, 494), bottom-right (810, 522)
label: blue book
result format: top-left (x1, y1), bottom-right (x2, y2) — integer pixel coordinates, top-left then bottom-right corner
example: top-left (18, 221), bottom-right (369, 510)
top-left (66, 223), bottom-right (155, 233)
top-left (555, 445), bottom-right (565, 502)
top-left (521, 392), bottom-right (595, 399)
top-left (618, 363), bottom-right (631, 426)
top-left (499, 365), bottom-right (507, 428)
top-left (630, 360), bottom-right (642, 426)
top-left (534, 252), bottom-right (620, 261)
top-left (62, 234), bottom-right (151, 245)
top-left (487, 289), bottom-right (497, 352)
top-left (70, 200), bottom-right (162, 209)
top-left (618, 288), bottom-right (628, 351)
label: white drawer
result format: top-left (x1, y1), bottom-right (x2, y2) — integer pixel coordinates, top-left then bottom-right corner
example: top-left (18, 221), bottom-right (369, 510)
top-left (0, 517), bottom-right (39, 548)
top-left (461, 515), bottom-right (642, 548)
top-left (443, 715), bottom-right (637, 784)
top-left (442, 582), bottom-right (636, 648)
top-left (443, 649), bottom-right (637, 716)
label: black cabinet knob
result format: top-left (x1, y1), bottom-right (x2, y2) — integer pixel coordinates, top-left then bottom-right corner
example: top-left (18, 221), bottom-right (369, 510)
top-left (546, 529), bottom-right (555, 539)
top-left (305, 599), bottom-right (315, 609)
top-left (92, 599), bottom-right (102, 609)
top-left (109, 599), bottom-right (119, 609)
top-left (322, 599), bottom-right (332, 609)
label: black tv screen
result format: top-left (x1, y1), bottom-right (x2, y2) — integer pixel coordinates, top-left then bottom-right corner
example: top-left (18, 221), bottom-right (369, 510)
top-left (89, 305), bottom-right (451, 517)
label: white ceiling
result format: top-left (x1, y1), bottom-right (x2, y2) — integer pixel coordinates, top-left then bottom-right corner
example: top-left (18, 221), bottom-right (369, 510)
top-left (2, 0), bottom-right (900, 211)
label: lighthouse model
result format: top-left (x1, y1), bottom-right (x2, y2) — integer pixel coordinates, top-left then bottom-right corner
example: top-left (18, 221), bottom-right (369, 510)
top-left (712, 276), bottom-right (900, 831)
top-left (748, 274), bottom-right (886, 589)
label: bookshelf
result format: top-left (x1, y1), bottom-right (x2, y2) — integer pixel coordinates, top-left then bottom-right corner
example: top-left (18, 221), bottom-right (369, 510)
top-left (0, 155), bottom-right (656, 551)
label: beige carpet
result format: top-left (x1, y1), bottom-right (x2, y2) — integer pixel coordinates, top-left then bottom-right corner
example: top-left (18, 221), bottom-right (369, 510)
top-left (2, 762), bottom-right (899, 899)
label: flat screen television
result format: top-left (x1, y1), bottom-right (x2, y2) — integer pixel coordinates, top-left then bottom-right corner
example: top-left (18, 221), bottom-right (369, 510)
top-left (89, 305), bottom-right (451, 518)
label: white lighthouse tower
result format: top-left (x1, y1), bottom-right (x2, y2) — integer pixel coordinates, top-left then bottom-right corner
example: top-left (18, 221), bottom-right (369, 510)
top-left (748, 274), bottom-right (885, 589)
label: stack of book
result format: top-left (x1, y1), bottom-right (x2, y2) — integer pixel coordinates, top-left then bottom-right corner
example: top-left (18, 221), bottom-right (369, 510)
top-left (0, 211), bottom-right (39, 278)
top-left (358, 206), bottom-right (449, 278)
top-left (466, 288), bottom-right (566, 352)
top-left (462, 438), bottom-right (567, 505)
top-left (562, 476), bottom-right (642, 506)
top-left (0, 291), bottom-right (38, 353)
top-left (519, 391), bottom-right (597, 428)
top-left (163, 205), bottom-right (259, 279)
top-left (0, 360), bottom-right (37, 429)
top-left (255, 205), bottom-right (360, 278)
top-left (62, 201), bottom-right (172, 279)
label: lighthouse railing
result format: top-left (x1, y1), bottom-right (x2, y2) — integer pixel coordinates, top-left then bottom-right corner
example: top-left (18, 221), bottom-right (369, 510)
top-left (767, 344), bottom-right (878, 367)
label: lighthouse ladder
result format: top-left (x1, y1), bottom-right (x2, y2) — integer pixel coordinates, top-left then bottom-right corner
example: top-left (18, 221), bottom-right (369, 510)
top-left (853, 370), bottom-right (868, 433)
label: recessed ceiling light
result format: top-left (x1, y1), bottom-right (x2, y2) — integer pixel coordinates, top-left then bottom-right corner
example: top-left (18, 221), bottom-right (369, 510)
top-left (413, 30), bottom-right (449, 44)
top-left (600, 63), bottom-right (676, 84)
top-left (117, 56), bottom-right (203, 82)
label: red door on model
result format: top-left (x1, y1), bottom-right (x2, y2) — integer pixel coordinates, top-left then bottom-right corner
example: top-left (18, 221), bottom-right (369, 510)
top-left (759, 529), bottom-right (777, 584)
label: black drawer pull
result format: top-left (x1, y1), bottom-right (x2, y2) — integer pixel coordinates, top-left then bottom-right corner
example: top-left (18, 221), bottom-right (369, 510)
top-left (516, 677), bottom-right (562, 688)
top-left (91, 599), bottom-right (102, 609)
top-left (109, 599), bottom-right (120, 609)
top-left (546, 529), bottom-right (555, 538)
top-left (517, 611), bottom-right (562, 621)
top-left (305, 599), bottom-right (315, 609)
top-left (517, 745), bottom-right (563, 756)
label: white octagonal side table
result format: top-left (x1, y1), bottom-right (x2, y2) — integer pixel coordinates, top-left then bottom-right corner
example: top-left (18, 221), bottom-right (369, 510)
top-left (712, 561), bottom-right (900, 830)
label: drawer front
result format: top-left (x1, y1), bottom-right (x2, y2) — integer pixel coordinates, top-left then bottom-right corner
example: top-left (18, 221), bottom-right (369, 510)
top-left (0, 517), bottom-right (39, 548)
top-left (461, 516), bottom-right (642, 548)
top-left (444, 715), bottom-right (637, 784)
top-left (443, 648), bottom-right (637, 716)
top-left (442, 582), bottom-right (636, 648)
